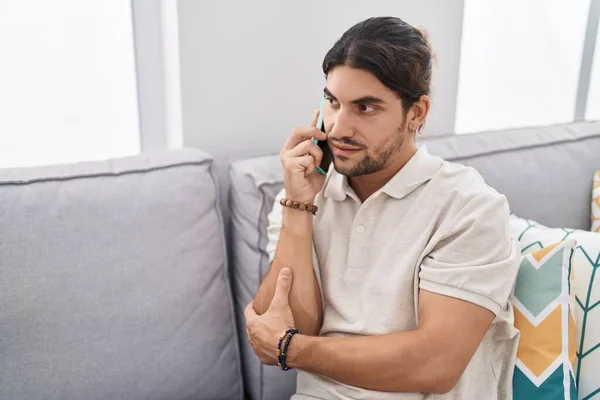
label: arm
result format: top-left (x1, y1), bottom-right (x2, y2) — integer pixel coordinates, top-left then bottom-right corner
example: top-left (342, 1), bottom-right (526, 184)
top-left (286, 192), bottom-right (520, 393)
top-left (254, 199), bottom-right (323, 336)
top-left (287, 290), bottom-right (494, 394)
top-left (253, 109), bottom-right (327, 336)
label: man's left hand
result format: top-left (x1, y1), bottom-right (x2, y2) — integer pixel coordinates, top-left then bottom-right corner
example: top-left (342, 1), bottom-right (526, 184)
top-left (244, 268), bottom-right (296, 365)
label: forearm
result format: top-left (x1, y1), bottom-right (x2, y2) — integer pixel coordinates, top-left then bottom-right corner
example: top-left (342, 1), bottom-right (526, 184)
top-left (287, 330), bottom-right (454, 394)
top-left (254, 208), bottom-right (323, 336)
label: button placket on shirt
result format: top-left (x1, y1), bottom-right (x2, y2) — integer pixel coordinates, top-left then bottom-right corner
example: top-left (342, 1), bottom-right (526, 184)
top-left (345, 194), bottom-right (380, 280)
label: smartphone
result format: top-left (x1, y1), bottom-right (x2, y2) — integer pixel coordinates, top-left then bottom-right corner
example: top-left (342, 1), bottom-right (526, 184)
top-left (313, 95), bottom-right (332, 175)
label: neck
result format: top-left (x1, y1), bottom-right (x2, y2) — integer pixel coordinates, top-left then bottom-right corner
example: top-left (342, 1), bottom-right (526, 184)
top-left (349, 141), bottom-right (418, 203)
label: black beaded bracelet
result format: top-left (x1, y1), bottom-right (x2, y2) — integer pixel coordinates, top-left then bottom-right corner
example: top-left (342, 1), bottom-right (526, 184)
top-left (277, 329), bottom-right (293, 369)
top-left (277, 328), bottom-right (300, 371)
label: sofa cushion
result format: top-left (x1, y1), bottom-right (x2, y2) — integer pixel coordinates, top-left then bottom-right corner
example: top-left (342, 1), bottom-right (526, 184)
top-left (593, 171), bottom-right (600, 232)
top-left (510, 214), bottom-right (600, 400)
top-left (0, 149), bottom-right (243, 400)
top-left (424, 121), bottom-right (600, 230)
top-left (228, 156), bottom-right (296, 400)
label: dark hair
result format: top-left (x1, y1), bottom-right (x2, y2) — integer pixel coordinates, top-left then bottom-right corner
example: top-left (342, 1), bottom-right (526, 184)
top-left (322, 16), bottom-right (432, 113)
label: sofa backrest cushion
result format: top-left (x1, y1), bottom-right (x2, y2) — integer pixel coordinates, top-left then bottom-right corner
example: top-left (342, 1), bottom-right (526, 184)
top-left (0, 149), bottom-right (243, 400)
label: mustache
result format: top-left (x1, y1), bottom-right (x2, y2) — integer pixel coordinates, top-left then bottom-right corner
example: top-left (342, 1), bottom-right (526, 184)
top-left (329, 137), bottom-right (366, 149)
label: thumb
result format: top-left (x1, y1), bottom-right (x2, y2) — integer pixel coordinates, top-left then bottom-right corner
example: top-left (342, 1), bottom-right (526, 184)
top-left (271, 268), bottom-right (293, 307)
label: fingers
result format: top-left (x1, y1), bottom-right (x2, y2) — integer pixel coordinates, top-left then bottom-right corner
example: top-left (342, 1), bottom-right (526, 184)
top-left (270, 268), bottom-right (293, 308)
top-left (283, 154), bottom-right (316, 174)
top-left (310, 109), bottom-right (319, 127)
top-left (244, 301), bottom-right (258, 323)
top-left (283, 110), bottom-right (326, 151)
top-left (283, 126), bottom-right (326, 151)
top-left (283, 139), bottom-right (323, 168)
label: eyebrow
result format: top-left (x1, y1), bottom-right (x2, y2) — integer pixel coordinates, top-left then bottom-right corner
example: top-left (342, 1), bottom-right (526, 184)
top-left (323, 87), bottom-right (385, 105)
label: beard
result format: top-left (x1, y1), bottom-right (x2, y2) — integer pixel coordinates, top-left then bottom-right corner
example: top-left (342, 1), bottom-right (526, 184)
top-left (334, 124), bottom-right (406, 178)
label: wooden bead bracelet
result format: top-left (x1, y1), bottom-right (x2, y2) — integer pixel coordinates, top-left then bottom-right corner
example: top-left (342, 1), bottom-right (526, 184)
top-left (279, 198), bottom-right (318, 215)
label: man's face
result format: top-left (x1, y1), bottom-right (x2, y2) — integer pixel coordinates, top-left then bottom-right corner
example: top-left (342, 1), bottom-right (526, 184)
top-left (323, 65), bottom-right (410, 177)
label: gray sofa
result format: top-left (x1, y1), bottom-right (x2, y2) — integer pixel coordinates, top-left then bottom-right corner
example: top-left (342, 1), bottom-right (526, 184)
top-left (1, 121), bottom-right (599, 400)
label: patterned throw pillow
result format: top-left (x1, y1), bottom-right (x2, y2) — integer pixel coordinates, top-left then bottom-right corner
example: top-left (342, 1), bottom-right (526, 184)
top-left (593, 171), bottom-right (600, 233)
top-left (511, 214), bottom-right (600, 400)
top-left (510, 239), bottom-right (577, 399)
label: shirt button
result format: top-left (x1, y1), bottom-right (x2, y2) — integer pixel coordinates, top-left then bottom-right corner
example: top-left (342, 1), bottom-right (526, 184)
top-left (356, 225), bottom-right (365, 234)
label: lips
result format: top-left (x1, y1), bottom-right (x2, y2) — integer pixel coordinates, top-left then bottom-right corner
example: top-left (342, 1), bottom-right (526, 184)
top-left (331, 143), bottom-right (362, 156)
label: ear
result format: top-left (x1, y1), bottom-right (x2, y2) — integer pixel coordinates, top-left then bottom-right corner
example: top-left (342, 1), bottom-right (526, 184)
top-left (407, 95), bottom-right (431, 132)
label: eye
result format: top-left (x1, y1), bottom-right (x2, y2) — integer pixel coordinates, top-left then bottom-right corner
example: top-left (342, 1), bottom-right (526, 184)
top-left (358, 104), bottom-right (375, 113)
top-left (325, 96), bottom-right (339, 107)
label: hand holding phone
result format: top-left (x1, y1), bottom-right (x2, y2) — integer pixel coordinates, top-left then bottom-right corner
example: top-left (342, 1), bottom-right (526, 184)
top-left (312, 95), bottom-right (332, 175)
top-left (279, 107), bottom-right (328, 203)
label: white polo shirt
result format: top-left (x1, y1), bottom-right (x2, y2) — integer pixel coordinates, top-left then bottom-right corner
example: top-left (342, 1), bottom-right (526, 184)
top-left (266, 145), bottom-right (521, 400)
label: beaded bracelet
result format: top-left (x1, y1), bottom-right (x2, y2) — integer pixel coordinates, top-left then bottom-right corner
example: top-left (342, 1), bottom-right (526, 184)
top-left (276, 330), bottom-right (287, 367)
top-left (280, 198), bottom-right (318, 215)
top-left (277, 328), bottom-right (300, 371)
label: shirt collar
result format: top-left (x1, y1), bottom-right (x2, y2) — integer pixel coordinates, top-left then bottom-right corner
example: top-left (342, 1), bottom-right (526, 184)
top-left (323, 145), bottom-right (443, 201)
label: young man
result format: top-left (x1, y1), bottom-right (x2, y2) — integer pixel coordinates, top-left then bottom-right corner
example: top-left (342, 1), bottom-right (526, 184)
top-left (244, 16), bottom-right (521, 399)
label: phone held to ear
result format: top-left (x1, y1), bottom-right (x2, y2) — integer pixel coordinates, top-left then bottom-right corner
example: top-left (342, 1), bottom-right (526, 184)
top-left (312, 95), bottom-right (332, 175)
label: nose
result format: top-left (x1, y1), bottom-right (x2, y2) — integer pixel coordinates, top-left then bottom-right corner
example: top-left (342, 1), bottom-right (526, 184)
top-left (326, 109), bottom-right (354, 139)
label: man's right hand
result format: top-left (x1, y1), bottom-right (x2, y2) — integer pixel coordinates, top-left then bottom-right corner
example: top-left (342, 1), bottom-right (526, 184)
top-left (253, 111), bottom-right (326, 333)
top-left (280, 110), bottom-right (328, 204)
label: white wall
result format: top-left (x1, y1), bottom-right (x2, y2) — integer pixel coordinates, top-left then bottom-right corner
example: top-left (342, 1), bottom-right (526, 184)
top-left (176, 0), bottom-right (465, 204)
top-left (0, 0), bottom-right (140, 168)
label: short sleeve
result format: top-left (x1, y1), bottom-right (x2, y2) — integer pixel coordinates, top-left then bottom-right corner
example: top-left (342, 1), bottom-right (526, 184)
top-left (266, 188), bottom-right (286, 263)
top-left (419, 191), bottom-right (521, 315)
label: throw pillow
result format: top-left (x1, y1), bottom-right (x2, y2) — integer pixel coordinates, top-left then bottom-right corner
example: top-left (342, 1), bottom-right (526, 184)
top-left (592, 171), bottom-right (599, 233)
top-left (510, 239), bottom-right (578, 399)
top-left (511, 214), bottom-right (600, 400)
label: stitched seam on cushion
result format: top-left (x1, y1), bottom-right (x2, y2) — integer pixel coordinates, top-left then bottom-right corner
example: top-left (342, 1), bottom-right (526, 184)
top-left (445, 134), bottom-right (600, 163)
top-left (229, 165), bottom-right (261, 400)
top-left (422, 120), bottom-right (600, 141)
top-left (258, 194), bottom-right (266, 400)
top-left (256, 180), bottom-right (284, 400)
top-left (0, 160), bottom-right (211, 186)
top-left (255, 179), bottom-right (271, 400)
top-left (229, 164), bottom-right (283, 400)
top-left (209, 163), bottom-right (245, 400)
top-left (234, 165), bottom-right (271, 400)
